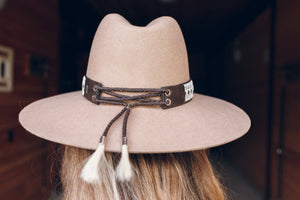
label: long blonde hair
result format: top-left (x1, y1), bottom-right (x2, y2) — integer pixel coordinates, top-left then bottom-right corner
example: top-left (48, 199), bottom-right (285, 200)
top-left (60, 146), bottom-right (226, 200)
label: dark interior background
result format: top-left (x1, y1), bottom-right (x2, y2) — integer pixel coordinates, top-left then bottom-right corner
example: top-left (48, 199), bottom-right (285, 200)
top-left (0, 0), bottom-right (299, 199)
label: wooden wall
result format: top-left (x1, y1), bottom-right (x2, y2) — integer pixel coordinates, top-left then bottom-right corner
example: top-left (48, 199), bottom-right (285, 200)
top-left (275, 0), bottom-right (300, 67)
top-left (270, 0), bottom-right (300, 199)
top-left (0, 0), bottom-right (60, 199)
top-left (219, 0), bottom-right (300, 199)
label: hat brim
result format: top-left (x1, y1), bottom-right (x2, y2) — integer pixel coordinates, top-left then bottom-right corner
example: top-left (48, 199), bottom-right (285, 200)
top-left (19, 91), bottom-right (250, 153)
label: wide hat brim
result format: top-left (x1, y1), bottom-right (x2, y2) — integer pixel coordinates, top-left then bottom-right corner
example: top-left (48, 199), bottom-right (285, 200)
top-left (19, 91), bottom-right (250, 153)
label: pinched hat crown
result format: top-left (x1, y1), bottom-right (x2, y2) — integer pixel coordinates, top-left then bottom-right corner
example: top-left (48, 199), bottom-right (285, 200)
top-left (87, 14), bottom-right (190, 88)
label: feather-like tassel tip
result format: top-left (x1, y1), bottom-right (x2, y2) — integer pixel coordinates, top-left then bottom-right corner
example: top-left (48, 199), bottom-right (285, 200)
top-left (80, 136), bottom-right (106, 183)
top-left (115, 144), bottom-right (133, 182)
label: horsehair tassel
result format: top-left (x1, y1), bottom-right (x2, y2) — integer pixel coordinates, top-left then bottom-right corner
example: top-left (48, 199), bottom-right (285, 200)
top-left (115, 137), bottom-right (133, 182)
top-left (81, 136), bottom-right (106, 183)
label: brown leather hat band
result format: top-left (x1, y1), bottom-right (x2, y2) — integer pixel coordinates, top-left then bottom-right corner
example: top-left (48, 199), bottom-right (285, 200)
top-left (82, 76), bottom-right (194, 109)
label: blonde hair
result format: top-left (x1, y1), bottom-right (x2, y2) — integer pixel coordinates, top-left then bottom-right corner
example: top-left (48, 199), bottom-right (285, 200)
top-left (60, 146), bottom-right (226, 200)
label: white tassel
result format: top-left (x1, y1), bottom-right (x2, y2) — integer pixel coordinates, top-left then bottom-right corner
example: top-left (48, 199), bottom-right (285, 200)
top-left (80, 142), bottom-right (105, 183)
top-left (115, 144), bottom-right (133, 182)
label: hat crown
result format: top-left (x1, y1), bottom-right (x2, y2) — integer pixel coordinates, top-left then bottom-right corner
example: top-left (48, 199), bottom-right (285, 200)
top-left (86, 14), bottom-right (190, 88)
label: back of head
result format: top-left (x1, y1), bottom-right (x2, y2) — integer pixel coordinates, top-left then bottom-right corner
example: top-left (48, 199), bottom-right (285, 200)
top-left (61, 147), bottom-right (226, 200)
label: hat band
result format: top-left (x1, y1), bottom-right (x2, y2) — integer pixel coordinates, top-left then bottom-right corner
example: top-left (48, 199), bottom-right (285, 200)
top-left (80, 75), bottom-right (194, 183)
top-left (82, 75), bottom-right (194, 109)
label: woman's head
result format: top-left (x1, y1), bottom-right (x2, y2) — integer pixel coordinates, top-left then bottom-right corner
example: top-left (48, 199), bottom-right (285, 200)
top-left (61, 146), bottom-right (225, 200)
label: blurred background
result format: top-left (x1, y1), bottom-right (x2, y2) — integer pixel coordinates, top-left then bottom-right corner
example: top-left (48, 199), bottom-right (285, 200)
top-left (0, 0), bottom-right (299, 199)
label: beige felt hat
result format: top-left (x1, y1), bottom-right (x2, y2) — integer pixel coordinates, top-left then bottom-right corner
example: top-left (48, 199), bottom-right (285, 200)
top-left (19, 13), bottom-right (250, 154)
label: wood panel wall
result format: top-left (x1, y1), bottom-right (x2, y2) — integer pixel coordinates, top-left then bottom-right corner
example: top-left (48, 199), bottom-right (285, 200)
top-left (219, 1), bottom-right (300, 199)
top-left (271, 81), bottom-right (300, 200)
top-left (0, 0), bottom-right (60, 199)
top-left (275, 0), bottom-right (300, 67)
top-left (270, 0), bottom-right (300, 199)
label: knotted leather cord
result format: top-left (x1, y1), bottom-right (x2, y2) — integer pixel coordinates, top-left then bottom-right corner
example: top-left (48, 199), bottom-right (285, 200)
top-left (93, 85), bottom-right (168, 145)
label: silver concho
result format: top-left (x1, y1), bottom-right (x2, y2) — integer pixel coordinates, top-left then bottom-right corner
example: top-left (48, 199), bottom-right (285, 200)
top-left (82, 75), bottom-right (86, 96)
top-left (184, 80), bottom-right (193, 102)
